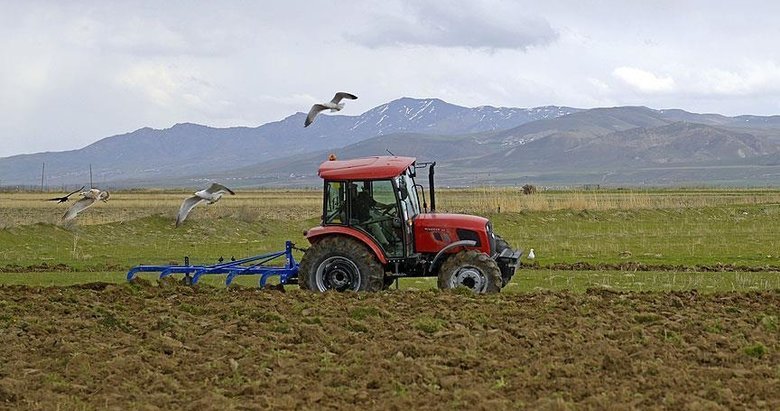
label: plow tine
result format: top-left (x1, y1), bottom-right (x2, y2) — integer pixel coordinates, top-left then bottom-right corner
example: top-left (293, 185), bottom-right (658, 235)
top-left (226, 270), bottom-right (240, 287)
top-left (126, 267), bottom-right (141, 282)
top-left (191, 270), bottom-right (203, 285)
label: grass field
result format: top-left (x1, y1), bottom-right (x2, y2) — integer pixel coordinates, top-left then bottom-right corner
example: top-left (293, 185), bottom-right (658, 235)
top-left (1, 188), bottom-right (779, 291)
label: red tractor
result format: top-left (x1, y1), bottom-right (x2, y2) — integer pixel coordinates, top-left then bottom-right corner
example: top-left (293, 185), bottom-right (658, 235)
top-left (299, 156), bottom-right (522, 293)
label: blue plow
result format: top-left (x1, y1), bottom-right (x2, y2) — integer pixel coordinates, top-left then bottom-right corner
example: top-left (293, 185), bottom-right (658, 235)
top-left (126, 241), bottom-right (299, 287)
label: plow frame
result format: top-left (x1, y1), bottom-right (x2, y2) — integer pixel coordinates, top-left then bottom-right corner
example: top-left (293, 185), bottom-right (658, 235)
top-left (126, 241), bottom-right (299, 287)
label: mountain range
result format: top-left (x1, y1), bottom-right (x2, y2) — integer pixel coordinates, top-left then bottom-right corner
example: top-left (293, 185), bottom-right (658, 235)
top-left (1, 97), bottom-right (779, 188)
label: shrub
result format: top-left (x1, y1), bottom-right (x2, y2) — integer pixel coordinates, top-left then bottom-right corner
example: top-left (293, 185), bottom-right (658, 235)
top-left (414, 316), bottom-right (445, 334)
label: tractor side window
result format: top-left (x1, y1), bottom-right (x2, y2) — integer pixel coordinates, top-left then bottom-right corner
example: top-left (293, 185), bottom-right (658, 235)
top-left (372, 180), bottom-right (395, 206)
top-left (349, 180), bottom-right (404, 257)
top-left (324, 181), bottom-right (346, 224)
top-left (349, 180), bottom-right (392, 223)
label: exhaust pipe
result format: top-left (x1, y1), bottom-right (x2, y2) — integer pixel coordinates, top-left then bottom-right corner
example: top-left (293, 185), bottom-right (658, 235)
top-left (428, 162), bottom-right (436, 212)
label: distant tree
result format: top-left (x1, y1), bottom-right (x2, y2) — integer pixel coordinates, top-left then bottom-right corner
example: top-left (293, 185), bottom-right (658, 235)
top-left (522, 184), bottom-right (537, 195)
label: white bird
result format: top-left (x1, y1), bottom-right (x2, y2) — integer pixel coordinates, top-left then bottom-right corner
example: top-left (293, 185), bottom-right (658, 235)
top-left (176, 183), bottom-right (235, 227)
top-left (304, 92), bottom-right (358, 127)
top-left (527, 248), bottom-right (535, 260)
top-left (62, 189), bottom-right (110, 221)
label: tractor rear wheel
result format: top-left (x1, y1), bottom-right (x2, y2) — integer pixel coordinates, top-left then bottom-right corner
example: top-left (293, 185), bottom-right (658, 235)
top-left (298, 236), bottom-right (384, 292)
top-left (438, 250), bottom-right (502, 294)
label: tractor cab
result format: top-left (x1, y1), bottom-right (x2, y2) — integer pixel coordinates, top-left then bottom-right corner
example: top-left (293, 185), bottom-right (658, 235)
top-left (318, 156), bottom-right (420, 259)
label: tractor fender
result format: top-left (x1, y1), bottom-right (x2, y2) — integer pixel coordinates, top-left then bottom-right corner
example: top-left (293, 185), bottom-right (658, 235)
top-left (427, 239), bottom-right (477, 273)
top-left (304, 226), bottom-right (389, 265)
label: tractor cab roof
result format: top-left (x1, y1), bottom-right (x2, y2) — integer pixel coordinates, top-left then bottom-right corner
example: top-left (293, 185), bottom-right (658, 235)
top-left (318, 156), bottom-right (415, 180)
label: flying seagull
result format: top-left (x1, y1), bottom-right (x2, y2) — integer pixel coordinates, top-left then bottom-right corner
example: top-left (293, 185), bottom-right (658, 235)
top-left (304, 92), bottom-right (358, 127)
top-left (62, 188), bottom-right (110, 221)
top-left (47, 186), bottom-right (85, 203)
top-left (176, 183), bottom-right (235, 227)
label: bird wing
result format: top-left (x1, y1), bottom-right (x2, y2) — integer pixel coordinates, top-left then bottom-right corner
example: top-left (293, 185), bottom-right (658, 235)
top-left (47, 185), bottom-right (86, 202)
top-left (67, 186), bottom-right (86, 197)
top-left (176, 195), bottom-right (206, 227)
top-left (331, 92), bottom-right (358, 104)
top-left (206, 183), bottom-right (235, 195)
top-left (305, 104), bottom-right (328, 127)
top-left (62, 196), bottom-right (97, 221)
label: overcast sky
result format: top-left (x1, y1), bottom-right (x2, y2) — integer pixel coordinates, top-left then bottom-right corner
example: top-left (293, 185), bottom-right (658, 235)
top-left (2, 0), bottom-right (780, 157)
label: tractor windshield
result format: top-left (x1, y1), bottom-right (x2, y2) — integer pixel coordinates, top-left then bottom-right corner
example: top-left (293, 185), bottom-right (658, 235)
top-left (397, 170), bottom-right (420, 219)
top-left (348, 180), bottom-right (404, 257)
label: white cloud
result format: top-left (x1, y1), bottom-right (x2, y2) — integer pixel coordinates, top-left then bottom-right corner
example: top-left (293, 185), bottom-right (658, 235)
top-left (118, 64), bottom-right (181, 107)
top-left (688, 62), bottom-right (780, 96)
top-left (613, 67), bottom-right (676, 93)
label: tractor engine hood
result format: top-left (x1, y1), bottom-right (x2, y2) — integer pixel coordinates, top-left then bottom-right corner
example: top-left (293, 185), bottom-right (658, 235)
top-left (413, 213), bottom-right (493, 254)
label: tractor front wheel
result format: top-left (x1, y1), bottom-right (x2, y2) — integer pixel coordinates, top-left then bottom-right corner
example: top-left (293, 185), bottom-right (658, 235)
top-left (299, 236), bottom-right (384, 292)
top-left (438, 250), bottom-right (502, 294)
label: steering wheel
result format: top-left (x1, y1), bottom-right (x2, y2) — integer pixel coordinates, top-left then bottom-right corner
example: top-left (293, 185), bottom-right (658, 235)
top-left (365, 206), bottom-right (395, 225)
top-left (376, 202), bottom-right (395, 216)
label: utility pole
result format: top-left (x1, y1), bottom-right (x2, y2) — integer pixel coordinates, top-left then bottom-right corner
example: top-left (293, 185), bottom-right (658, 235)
top-left (40, 162), bottom-right (45, 192)
top-left (89, 164), bottom-right (93, 189)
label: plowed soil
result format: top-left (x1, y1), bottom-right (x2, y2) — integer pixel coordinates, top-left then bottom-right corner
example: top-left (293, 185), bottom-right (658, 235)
top-left (0, 283), bottom-right (778, 410)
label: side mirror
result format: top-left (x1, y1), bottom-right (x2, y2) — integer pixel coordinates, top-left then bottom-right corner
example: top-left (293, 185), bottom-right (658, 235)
top-left (397, 187), bottom-right (408, 200)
